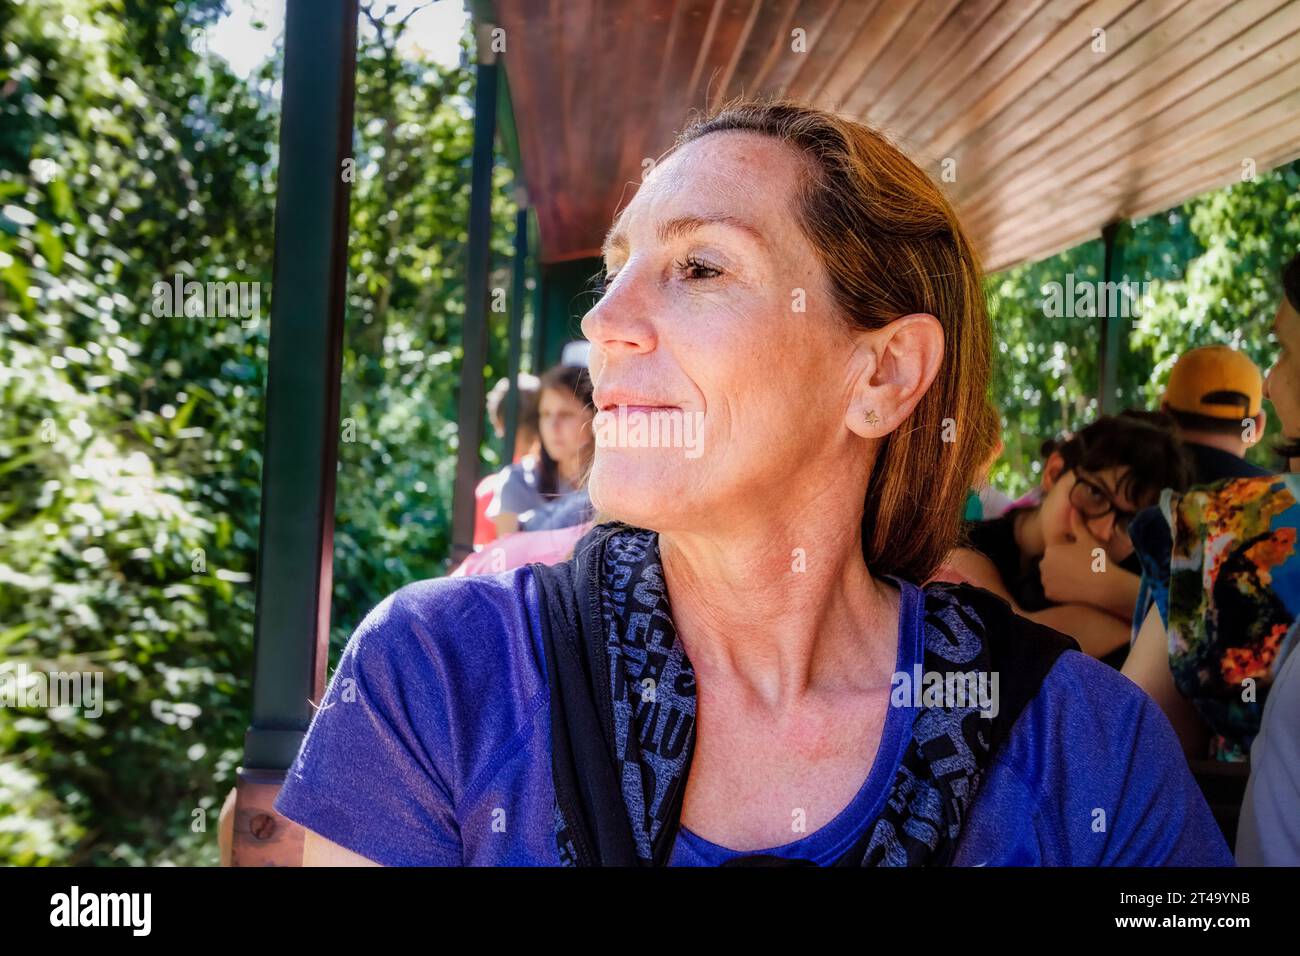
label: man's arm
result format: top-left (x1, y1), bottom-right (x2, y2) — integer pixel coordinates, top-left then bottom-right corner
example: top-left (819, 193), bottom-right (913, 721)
top-left (1083, 565), bottom-right (1141, 620)
top-left (1122, 604), bottom-right (1207, 757)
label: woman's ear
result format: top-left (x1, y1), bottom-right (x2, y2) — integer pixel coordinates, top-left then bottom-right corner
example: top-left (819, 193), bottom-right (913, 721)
top-left (1042, 450), bottom-right (1067, 491)
top-left (844, 313), bottom-right (944, 439)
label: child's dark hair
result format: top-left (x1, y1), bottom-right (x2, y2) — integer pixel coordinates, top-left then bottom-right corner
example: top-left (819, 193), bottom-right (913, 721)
top-left (1055, 412), bottom-right (1192, 508)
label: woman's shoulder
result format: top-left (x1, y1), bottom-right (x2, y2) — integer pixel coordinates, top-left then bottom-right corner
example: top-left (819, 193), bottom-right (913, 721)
top-left (1002, 648), bottom-right (1213, 810)
top-left (920, 587), bottom-right (1185, 759)
top-left (978, 648), bottom-right (1232, 864)
top-left (350, 568), bottom-right (549, 690)
top-left (334, 570), bottom-right (552, 781)
top-left (274, 568), bottom-right (555, 863)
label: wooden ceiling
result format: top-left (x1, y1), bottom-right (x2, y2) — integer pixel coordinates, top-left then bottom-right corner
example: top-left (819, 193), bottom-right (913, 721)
top-left (484, 0), bottom-right (1300, 272)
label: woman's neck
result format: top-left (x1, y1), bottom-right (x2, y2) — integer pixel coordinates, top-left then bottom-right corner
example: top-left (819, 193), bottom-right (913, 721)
top-left (658, 501), bottom-right (899, 712)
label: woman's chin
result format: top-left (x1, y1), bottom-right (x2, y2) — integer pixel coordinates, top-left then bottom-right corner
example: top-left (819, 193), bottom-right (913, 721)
top-left (589, 453), bottom-right (692, 527)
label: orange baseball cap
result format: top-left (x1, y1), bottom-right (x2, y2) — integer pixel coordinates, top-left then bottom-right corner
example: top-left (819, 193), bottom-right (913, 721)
top-left (1164, 346), bottom-right (1263, 420)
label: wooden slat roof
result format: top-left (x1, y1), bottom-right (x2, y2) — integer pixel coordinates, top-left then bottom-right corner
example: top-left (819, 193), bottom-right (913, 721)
top-left (482, 0), bottom-right (1300, 272)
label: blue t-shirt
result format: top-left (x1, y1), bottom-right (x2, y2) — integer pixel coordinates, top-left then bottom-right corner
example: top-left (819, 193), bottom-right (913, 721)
top-left (274, 570), bottom-right (1233, 866)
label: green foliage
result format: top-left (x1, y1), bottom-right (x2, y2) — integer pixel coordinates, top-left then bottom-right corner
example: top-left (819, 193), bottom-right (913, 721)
top-left (331, 5), bottom-right (517, 647)
top-left (1, 0), bottom-right (276, 865)
top-left (987, 160), bottom-right (1300, 496)
top-left (0, 0), bottom-right (513, 865)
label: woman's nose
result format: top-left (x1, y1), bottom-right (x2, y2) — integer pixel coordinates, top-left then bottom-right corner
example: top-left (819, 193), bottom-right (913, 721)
top-left (580, 271), bottom-right (656, 356)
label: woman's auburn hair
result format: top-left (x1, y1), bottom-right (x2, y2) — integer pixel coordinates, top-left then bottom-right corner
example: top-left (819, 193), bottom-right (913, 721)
top-left (677, 98), bottom-right (997, 583)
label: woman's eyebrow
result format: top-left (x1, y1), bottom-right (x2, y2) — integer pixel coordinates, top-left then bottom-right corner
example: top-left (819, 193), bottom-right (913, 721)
top-left (602, 212), bottom-right (769, 258)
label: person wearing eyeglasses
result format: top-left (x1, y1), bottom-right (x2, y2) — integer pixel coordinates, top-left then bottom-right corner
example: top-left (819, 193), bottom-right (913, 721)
top-left (940, 414), bottom-right (1193, 666)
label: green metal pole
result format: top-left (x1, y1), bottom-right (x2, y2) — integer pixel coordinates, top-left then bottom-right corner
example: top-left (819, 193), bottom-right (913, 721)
top-left (503, 205), bottom-right (528, 463)
top-left (1099, 220), bottom-right (1124, 415)
top-left (449, 23), bottom-right (499, 563)
top-left (243, 0), bottom-right (358, 771)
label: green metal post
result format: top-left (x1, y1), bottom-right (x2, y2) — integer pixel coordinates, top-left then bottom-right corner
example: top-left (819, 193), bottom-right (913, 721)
top-left (1098, 221), bottom-right (1125, 415)
top-left (449, 23), bottom-right (499, 563)
top-left (536, 257), bottom-right (602, 369)
top-left (503, 205), bottom-right (528, 463)
top-left (242, 0), bottom-right (358, 772)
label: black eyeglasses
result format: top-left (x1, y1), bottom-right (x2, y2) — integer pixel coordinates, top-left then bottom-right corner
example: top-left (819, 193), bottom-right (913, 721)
top-left (1068, 473), bottom-right (1138, 540)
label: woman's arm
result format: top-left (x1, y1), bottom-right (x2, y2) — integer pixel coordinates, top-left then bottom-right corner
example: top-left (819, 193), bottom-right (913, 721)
top-left (303, 828), bottom-right (381, 867)
top-left (1122, 604), bottom-right (1207, 758)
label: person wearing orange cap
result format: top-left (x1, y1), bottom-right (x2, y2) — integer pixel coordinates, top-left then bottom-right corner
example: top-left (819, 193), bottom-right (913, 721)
top-left (1161, 345), bottom-right (1270, 484)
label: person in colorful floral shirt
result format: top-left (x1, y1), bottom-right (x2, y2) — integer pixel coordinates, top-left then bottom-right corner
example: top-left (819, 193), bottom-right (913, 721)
top-left (1128, 474), bottom-right (1300, 761)
top-left (1125, 251), bottom-right (1300, 864)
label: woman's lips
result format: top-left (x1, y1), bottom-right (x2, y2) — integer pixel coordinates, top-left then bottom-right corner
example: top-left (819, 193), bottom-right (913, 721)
top-left (597, 403), bottom-right (681, 414)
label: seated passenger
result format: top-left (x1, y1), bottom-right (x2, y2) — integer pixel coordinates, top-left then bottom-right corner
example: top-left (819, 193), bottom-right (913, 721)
top-left (942, 414), bottom-right (1192, 665)
top-left (276, 99), bottom-right (1229, 867)
top-left (473, 373), bottom-right (540, 548)
top-left (1161, 345), bottom-right (1270, 484)
top-left (487, 363), bottom-right (595, 536)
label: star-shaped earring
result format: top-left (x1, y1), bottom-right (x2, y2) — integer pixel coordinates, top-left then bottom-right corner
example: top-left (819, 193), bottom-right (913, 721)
top-left (864, 409), bottom-right (880, 427)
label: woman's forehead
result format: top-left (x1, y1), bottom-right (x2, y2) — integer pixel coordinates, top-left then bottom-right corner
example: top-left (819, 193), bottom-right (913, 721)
top-left (541, 388), bottom-right (582, 409)
top-left (605, 133), bottom-right (804, 250)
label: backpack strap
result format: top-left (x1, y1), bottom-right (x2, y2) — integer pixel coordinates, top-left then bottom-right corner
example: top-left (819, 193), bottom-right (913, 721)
top-left (957, 584), bottom-right (1078, 754)
top-left (531, 525), bottom-right (643, 866)
top-left (822, 583), bottom-right (1077, 867)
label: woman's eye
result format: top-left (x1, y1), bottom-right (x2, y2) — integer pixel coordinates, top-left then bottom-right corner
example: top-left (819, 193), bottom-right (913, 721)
top-left (677, 256), bottom-right (721, 281)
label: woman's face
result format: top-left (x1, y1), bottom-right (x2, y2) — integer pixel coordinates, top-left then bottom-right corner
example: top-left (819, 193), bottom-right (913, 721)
top-left (581, 131), bottom-right (860, 531)
top-left (1264, 295), bottom-right (1300, 440)
top-left (538, 386), bottom-right (593, 470)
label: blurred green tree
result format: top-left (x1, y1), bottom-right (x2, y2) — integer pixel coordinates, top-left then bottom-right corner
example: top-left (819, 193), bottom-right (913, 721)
top-left (0, 0), bottom-right (515, 865)
top-left (986, 159), bottom-right (1300, 497)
